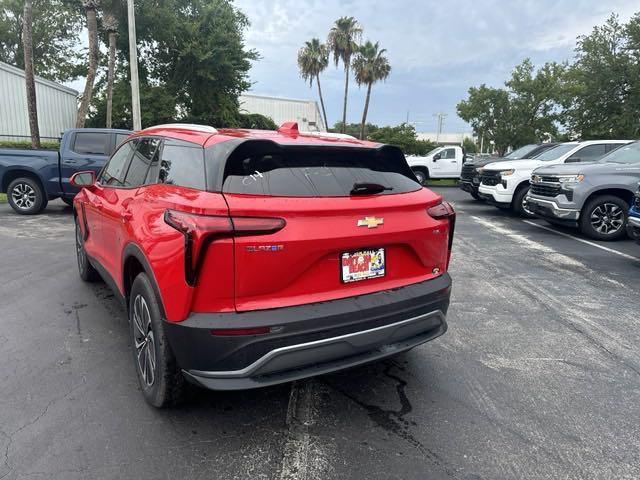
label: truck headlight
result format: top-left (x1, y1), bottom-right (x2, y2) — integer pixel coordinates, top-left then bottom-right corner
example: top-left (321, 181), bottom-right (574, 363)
top-left (557, 174), bottom-right (584, 185)
top-left (499, 169), bottom-right (515, 177)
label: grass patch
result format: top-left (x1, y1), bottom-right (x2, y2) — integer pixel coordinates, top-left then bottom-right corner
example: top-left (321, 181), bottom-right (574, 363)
top-left (0, 193), bottom-right (6, 203)
top-left (0, 140), bottom-right (59, 150)
top-left (426, 179), bottom-right (458, 187)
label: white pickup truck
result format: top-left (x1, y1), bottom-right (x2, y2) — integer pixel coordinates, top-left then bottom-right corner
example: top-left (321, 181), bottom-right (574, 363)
top-left (477, 140), bottom-right (631, 217)
top-left (406, 146), bottom-right (466, 183)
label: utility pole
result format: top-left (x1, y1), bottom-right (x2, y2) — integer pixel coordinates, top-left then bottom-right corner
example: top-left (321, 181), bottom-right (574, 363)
top-left (433, 112), bottom-right (447, 144)
top-left (127, 0), bottom-right (141, 130)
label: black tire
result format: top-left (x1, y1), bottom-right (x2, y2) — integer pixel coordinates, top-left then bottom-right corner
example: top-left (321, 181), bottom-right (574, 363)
top-left (512, 186), bottom-right (536, 218)
top-left (412, 168), bottom-right (429, 186)
top-left (7, 177), bottom-right (47, 215)
top-left (75, 216), bottom-right (100, 282)
top-left (129, 272), bottom-right (185, 408)
top-left (579, 195), bottom-right (629, 241)
top-left (470, 190), bottom-right (481, 201)
top-left (62, 197), bottom-right (74, 207)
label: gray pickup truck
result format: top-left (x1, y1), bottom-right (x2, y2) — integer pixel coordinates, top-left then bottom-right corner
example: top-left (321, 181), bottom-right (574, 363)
top-left (526, 141), bottom-right (640, 240)
top-left (0, 128), bottom-right (130, 214)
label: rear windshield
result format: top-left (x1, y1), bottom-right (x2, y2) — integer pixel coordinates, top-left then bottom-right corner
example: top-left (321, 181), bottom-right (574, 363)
top-left (222, 146), bottom-right (420, 197)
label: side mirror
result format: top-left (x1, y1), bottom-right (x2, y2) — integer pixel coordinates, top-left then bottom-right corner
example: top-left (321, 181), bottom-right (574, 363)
top-left (70, 171), bottom-right (96, 188)
top-left (565, 157), bottom-right (581, 163)
top-left (433, 153), bottom-right (441, 161)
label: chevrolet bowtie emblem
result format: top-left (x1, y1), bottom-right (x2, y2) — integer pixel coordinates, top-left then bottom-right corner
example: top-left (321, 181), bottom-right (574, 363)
top-left (357, 217), bottom-right (384, 228)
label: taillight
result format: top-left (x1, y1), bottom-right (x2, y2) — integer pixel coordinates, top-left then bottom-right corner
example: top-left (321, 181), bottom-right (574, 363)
top-left (427, 201), bottom-right (456, 268)
top-left (164, 209), bottom-right (285, 286)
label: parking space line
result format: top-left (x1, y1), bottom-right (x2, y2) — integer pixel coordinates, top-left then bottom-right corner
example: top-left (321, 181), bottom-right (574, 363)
top-left (522, 220), bottom-right (640, 262)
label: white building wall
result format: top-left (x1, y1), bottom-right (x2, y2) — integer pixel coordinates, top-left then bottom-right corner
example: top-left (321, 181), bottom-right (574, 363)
top-left (0, 61), bottom-right (78, 142)
top-left (239, 94), bottom-right (326, 132)
top-left (417, 132), bottom-right (475, 146)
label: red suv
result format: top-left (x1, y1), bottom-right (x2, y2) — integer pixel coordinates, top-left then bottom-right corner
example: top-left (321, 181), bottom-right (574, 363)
top-left (71, 123), bottom-right (454, 407)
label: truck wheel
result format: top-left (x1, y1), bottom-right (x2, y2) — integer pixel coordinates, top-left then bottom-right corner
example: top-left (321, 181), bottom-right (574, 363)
top-left (580, 195), bottom-right (628, 241)
top-left (129, 272), bottom-right (186, 408)
top-left (471, 191), bottom-right (481, 201)
top-left (412, 168), bottom-right (429, 185)
top-left (7, 177), bottom-right (47, 215)
top-left (75, 216), bottom-right (100, 282)
top-left (512, 186), bottom-right (536, 218)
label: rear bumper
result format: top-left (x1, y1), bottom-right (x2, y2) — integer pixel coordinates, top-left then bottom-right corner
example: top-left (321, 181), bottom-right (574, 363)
top-left (165, 274), bottom-right (451, 390)
top-left (525, 195), bottom-right (580, 224)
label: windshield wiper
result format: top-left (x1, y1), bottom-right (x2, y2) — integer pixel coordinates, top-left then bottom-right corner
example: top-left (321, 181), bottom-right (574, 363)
top-left (350, 182), bottom-right (393, 195)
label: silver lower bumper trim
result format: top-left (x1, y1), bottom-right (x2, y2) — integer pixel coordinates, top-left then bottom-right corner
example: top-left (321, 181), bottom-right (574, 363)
top-left (526, 196), bottom-right (580, 220)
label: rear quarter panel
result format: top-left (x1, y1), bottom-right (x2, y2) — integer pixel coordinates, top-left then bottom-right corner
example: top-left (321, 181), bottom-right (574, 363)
top-left (0, 149), bottom-right (60, 195)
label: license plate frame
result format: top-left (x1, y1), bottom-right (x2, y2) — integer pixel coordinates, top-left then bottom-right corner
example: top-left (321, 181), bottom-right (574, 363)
top-left (340, 247), bottom-right (386, 283)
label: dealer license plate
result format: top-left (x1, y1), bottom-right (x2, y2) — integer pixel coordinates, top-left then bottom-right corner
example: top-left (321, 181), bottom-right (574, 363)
top-left (341, 248), bottom-right (386, 283)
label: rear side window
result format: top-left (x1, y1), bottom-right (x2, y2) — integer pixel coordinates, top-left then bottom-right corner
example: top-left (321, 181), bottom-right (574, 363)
top-left (99, 140), bottom-right (136, 186)
top-left (73, 132), bottom-right (109, 155)
top-left (571, 144), bottom-right (606, 162)
top-left (146, 141), bottom-right (206, 190)
top-left (123, 138), bottom-right (160, 187)
top-left (222, 147), bottom-right (420, 197)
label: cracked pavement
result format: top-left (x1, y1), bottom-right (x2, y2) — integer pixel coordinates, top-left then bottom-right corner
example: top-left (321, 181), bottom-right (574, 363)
top-left (1, 190), bottom-right (639, 480)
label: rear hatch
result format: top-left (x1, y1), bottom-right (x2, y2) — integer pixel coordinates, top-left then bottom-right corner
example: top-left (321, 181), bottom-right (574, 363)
top-left (220, 143), bottom-right (453, 312)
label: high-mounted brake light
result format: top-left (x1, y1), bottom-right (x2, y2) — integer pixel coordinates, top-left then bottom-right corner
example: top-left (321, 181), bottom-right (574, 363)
top-left (427, 201), bottom-right (456, 268)
top-left (164, 210), bottom-right (285, 286)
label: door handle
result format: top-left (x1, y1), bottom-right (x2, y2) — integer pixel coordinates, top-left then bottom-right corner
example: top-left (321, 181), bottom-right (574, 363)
top-left (65, 160), bottom-right (78, 165)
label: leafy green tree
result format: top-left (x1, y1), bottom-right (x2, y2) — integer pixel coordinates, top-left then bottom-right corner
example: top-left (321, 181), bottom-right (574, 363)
top-left (331, 121), bottom-right (379, 138)
top-left (462, 137), bottom-right (476, 154)
top-left (297, 38), bottom-right (329, 131)
top-left (562, 14), bottom-right (639, 139)
top-left (327, 16), bottom-right (362, 133)
top-left (367, 123), bottom-right (436, 155)
top-left (352, 40), bottom-right (391, 139)
top-left (76, 0), bottom-right (100, 128)
top-left (0, 0), bottom-right (84, 82)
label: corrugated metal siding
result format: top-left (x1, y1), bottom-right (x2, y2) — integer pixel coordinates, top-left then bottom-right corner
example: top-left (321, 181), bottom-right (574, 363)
top-left (0, 61), bottom-right (78, 142)
top-left (239, 94), bottom-right (326, 132)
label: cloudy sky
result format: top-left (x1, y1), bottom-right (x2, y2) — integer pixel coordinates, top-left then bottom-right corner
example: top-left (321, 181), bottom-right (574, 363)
top-left (233, 0), bottom-right (637, 133)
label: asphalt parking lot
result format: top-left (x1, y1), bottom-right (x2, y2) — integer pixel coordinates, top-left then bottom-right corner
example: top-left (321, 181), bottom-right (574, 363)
top-left (1, 186), bottom-right (639, 480)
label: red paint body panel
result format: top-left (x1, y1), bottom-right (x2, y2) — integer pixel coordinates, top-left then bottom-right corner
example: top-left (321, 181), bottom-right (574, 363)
top-left (76, 124), bottom-right (454, 323)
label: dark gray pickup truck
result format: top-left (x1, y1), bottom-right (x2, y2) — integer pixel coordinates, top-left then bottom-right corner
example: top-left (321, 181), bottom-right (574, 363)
top-left (527, 141), bottom-right (640, 240)
top-left (0, 128), bottom-right (131, 214)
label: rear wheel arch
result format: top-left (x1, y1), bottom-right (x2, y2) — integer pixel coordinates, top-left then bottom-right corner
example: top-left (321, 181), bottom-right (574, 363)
top-left (411, 166), bottom-right (429, 185)
top-left (582, 188), bottom-right (634, 209)
top-left (122, 244), bottom-right (166, 318)
top-left (2, 169), bottom-right (45, 194)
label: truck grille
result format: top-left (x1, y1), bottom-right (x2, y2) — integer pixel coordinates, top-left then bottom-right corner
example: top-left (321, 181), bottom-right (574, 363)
top-left (480, 171), bottom-right (501, 186)
top-left (461, 164), bottom-right (476, 182)
top-left (530, 183), bottom-right (561, 197)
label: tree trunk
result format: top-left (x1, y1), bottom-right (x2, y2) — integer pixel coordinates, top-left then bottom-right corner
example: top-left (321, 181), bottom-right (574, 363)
top-left (341, 61), bottom-right (350, 133)
top-left (106, 31), bottom-right (117, 128)
top-left (315, 74), bottom-right (329, 132)
top-left (22, 0), bottom-right (40, 148)
top-left (76, 5), bottom-right (99, 128)
top-left (360, 82), bottom-right (373, 140)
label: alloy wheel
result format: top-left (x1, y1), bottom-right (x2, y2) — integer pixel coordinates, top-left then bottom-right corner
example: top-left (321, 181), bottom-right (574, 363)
top-left (11, 183), bottom-right (36, 210)
top-left (133, 294), bottom-right (156, 387)
top-left (590, 203), bottom-right (624, 235)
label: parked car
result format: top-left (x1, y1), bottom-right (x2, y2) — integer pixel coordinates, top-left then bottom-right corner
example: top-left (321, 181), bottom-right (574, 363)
top-left (460, 143), bottom-right (558, 200)
top-left (72, 122), bottom-right (455, 407)
top-left (406, 145), bottom-right (467, 183)
top-left (0, 128), bottom-right (131, 214)
top-left (527, 141), bottom-right (640, 240)
top-left (478, 140), bottom-right (631, 217)
top-left (627, 183), bottom-right (640, 243)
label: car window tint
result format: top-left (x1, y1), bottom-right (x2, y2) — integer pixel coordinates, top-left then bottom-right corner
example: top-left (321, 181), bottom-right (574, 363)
top-left (572, 144), bottom-right (606, 161)
top-left (73, 132), bottom-right (109, 155)
top-left (156, 143), bottom-right (206, 190)
top-left (442, 148), bottom-right (456, 159)
top-left (99, 140), bottom-right (136, 186)
top-left (115, 134), bottom-right (130, 148)
top-left (124, 138), bottom-right (160, 187)
top-left (223, 147), bottom-right (420, 197)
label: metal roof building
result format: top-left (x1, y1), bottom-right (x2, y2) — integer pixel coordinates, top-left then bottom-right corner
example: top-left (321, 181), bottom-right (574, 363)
top-left (239, 94), bottom-right (326, 132)
top-left (0, 61), bottom-right (78, 142)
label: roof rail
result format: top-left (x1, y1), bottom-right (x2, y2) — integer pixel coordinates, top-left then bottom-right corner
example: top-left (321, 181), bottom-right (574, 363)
top-left (149, 123), bottom-right (218, 134)
top-left (303, 131), bottom-right (358, 140)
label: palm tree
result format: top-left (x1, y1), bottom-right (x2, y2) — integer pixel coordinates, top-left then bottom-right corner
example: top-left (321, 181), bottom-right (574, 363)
top-left (103, 6), bottom-right (119, 128)
top-left (76, 0), bottom-right (100, 128)
top-left (327, 16), bottom-right (362, 133)
top-left (22, 0), bottom-right (40, 148)
top-left (352, 41), bottom-right (391, 139)
top-left (297, 38), bottom-right (329, 131)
